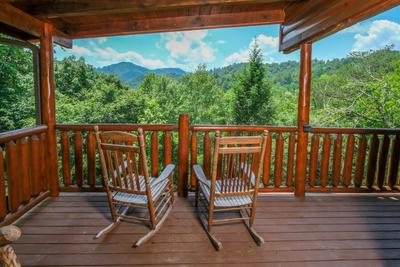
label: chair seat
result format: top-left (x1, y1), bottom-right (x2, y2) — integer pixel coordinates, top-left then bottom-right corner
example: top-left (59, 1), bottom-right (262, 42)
top-left (199, 179), bottom-right (253, 207)
top-left (113, 176), bottom-right (169, 205)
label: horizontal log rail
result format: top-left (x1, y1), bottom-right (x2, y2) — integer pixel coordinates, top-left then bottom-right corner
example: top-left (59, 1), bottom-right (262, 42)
top-left (56, 123), bottom-right (178, 131)
top-left (191, 125), bottom-right (297, 133)
top-left (0, 125), bottom-right (50, 226)
top-left (56, 123), bottom-right (178, 192)
top-left (308, 126), bottom-right (400, 135)
top-left (189, 125), bottom-right (298, 193)
top-left (307, 127), bottom-right (400, 193)
top-left (0, 125), bottom-right (48, 143)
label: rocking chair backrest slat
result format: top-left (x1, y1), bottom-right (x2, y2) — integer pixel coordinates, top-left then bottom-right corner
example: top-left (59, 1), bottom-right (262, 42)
top-left (211, 131), bottom-right (268, 197)
top-left (95, 127), bottom-right (150, 195)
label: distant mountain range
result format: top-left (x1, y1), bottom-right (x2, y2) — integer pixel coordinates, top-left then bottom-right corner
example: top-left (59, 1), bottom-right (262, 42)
top-left (97, 62), bottom-right (186, 87)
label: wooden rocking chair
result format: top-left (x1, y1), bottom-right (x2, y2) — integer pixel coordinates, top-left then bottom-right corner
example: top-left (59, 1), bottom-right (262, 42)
top-left (94, 126), bottom-right (175, 247)
top-left (193, 130), bottom-right (268, 250)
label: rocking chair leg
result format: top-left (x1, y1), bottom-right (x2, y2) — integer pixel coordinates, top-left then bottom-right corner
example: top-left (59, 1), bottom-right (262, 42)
top-left (94, 206), bottom-right (129, 240)
top-left (133, 203), bottom-right (173, 247)
top-left (94, 217), bottom-right (122, 239)
top-left (195, 184), bottom-right (200, 207)
top-left (240, 210), bottom-right (264, 246)
top-left (198, 213), bottom-right (222, 250)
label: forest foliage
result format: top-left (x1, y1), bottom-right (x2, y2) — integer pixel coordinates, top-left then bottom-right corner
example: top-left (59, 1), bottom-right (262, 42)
top-left (1, 40), bottom-right (400, 133)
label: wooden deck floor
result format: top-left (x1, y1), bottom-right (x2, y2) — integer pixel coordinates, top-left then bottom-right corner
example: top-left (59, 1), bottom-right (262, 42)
top-left (12, 193), bottom-right (400, 266)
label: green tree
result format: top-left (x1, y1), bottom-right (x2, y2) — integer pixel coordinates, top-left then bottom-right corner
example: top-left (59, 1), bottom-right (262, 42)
top-left (232, 39), bottom-right (273, 125)
top-left (139, 65), bottom-right (228, 124)
top-left (0, 43), bottom-right (35, 132)
top-left (55, 56), bottom-right (144, 124)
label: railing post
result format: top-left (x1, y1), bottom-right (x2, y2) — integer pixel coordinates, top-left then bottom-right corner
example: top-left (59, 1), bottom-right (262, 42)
top-left (295, 43), bottom-right (312, 197)
top-left (40, 23), bottom-right (59, 197)
top-left (178, 114), bottom-right (190, 197)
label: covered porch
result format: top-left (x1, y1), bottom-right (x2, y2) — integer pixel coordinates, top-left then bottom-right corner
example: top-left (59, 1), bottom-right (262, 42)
top-left (1, 0), bottom-right (400, 266)
top-left (14, 193), bottom-right (400, 266)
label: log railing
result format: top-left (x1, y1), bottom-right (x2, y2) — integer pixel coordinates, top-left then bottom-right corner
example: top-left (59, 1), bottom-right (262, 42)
top-left (0, 126), bottom-right (50, 226)
top-left (55, 124), bottom-right (178, 191)
top-left (307, 127), bottom-right (400, 192)
top-left (55, 121), bottom-right (400, 194)
top-left (189, 125), bottom-right (298, 193)
top-left (0, 118), bottom-right (399, 228)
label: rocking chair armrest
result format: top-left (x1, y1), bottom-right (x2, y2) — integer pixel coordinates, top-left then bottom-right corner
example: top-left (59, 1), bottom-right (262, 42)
top-left (153, 164), bottom-right (175, 186)
top-left (193, 164), bottom-right (209, 186)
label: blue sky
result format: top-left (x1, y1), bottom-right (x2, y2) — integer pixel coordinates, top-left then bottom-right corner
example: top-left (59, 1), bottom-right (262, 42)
top-left (55, 6), bottom-right (400, 72)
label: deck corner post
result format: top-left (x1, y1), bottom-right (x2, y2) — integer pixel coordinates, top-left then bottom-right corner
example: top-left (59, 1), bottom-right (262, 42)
top-left (40, 23), bottom-right (59, 197)
top-left (295, 43), bottom-right (312, 197)
top-left (178, 114), bottom-right (190, 197)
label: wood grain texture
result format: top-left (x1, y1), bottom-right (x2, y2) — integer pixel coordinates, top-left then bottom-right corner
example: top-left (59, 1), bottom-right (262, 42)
top-left (294, 43), bottom-right (311, 196)
top-left (286, 132), bottom-right (295, 187)
top-left (40, 23), bottom-right (59, 197)
top-left (331, 134), bottom-right (342, 187)
top-left (6, 142), bottom-right (19, 212)
top-left (354, 136), bottom-right (367, 188)
top-left (274, 133), bottom-right (284, 187)
top-left (262, 134), bottom-right (273, 186)
top-left (308, 134), bottom-right (319, 187)
top-left (320, 134), bottom-right (331, 188)
top-left (366, 135), bottom-right (380, 188)
top-left (86, 132), bottom-right (96, 187)
top-left (74, 131), bottom-right (83, 187)
top-left (151, 131), bottom-right (159, 177)
top-left (61, 131), bottom-right (71, 187)
top-left (30, 135), bottom-right (42, 196)
top-left (178, 114), bottom-right (190, 197)
top-left (11, 192), bottom-right (400, 266)
top-left (0, 148), bottom-right (6, 218)
top-left (343, 134), bottom-right (355, 187)
top-left (280, 0), bottom-right (400, 52)
top-left (190, 132), bottom-right (198, 189)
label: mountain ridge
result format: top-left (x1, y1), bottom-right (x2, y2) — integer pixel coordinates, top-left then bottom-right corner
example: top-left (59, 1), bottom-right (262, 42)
top-left (97, 62), bottom-right (186, 87)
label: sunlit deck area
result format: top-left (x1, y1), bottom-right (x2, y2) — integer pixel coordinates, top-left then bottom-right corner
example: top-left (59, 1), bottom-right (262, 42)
top-left (12, 193), bottom-right (400, 266)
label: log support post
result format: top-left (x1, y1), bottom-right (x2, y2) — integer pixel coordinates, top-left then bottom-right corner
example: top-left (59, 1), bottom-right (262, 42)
top-left (178, 114), bottom-right (190, 197)
top-left (40, 23), bottom-right (59, 197)
top-left (295, 43), bottom-right (312, 197)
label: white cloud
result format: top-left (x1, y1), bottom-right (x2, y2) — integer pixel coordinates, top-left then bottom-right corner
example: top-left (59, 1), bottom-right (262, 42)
top-left (217, 40), bottom-right (226, 44)
top-left (224, 50), bottom-right (249, 65)
top-left (353, 20), bottom-right (400, 51)
top-left (223, 34), bottom-right (279, 65)
top-left (70, 44), bottom-right (165, 69)
top-left (96, 37), bottom-right (108, 44)
top-left (71, 45), bottom-right (95, 57)
top-left (339, 22), bottom-right (370, 35)
top-left (160, 30), bottom-right (215, 69)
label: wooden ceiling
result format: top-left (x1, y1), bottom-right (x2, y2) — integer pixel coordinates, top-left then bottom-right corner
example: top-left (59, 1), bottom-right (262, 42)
top-left (1, 0), bottom-right (400, 53)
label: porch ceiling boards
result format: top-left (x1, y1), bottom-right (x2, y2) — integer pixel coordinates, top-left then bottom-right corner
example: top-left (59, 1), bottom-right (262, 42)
top-left (2, 0), bottom-right (400, 52)
top-left (13, 193), bottom-right (400, 266)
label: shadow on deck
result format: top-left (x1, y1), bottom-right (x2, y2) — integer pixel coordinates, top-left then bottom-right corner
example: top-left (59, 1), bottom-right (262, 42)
top-left (12, 193), bottom-right (400, 266)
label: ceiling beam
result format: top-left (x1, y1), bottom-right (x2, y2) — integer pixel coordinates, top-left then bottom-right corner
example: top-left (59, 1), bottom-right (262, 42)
top-left (0, 3), bottom-right (72, 48)
top-left (280, 0), bottom-right (400, 53)
top-left (14, 0), bottom-right (295, 18)
top-left (68, 9), bottom-right (285, 38)
top-left (0, 2), bottom-right (43, 37)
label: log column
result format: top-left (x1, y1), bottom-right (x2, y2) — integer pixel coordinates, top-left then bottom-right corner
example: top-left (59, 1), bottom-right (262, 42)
top-left (40, 23), bottom-right (59, 197)
top-left (295, 43), bottom-right (312, 197)
top-left (177, 114), bottom-right (190, 197)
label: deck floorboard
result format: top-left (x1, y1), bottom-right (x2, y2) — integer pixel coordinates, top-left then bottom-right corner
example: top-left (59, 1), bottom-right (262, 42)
top-left (12, 193), bottom-right (400, 266)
